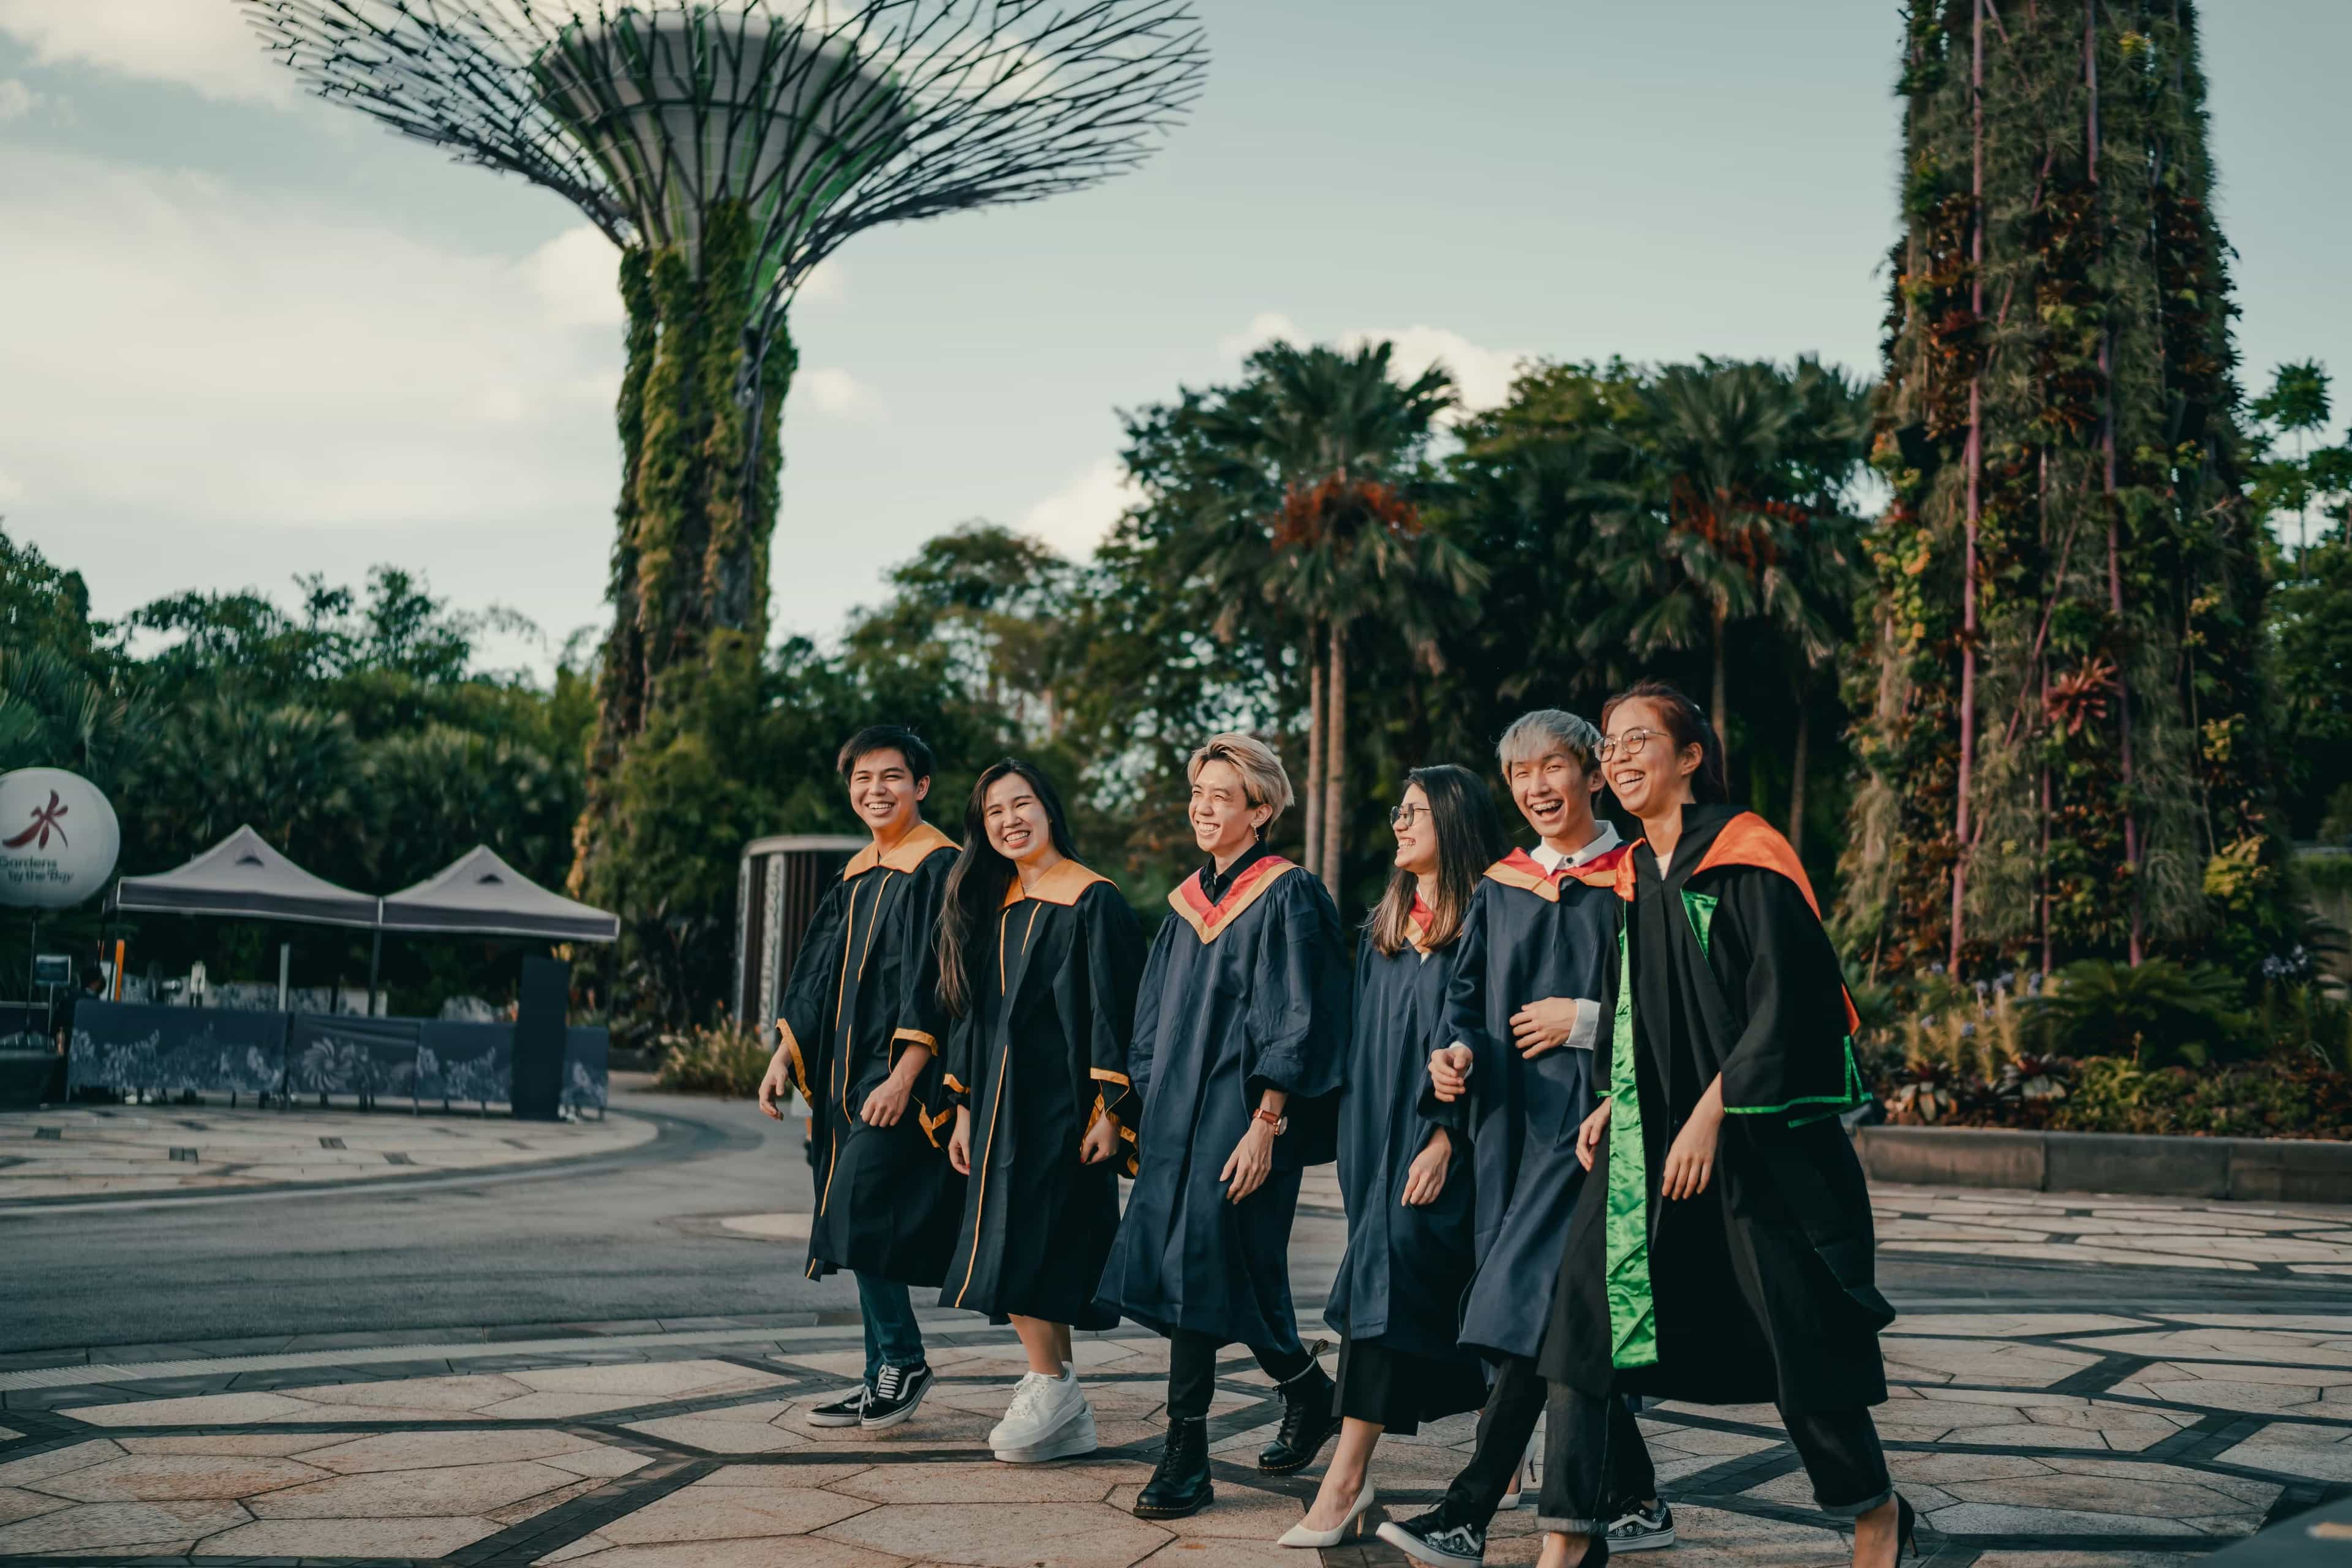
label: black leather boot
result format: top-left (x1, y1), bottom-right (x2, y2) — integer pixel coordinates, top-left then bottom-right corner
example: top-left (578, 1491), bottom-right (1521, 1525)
top-left (1133, 1415), bottom-right (1213, 1519)
top-left (1257, 1360), bottom-right (1341, 1474)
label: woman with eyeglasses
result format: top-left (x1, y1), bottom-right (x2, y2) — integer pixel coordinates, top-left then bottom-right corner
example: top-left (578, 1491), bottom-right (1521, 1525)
top-left (1532, 680), bottom-right (1909, 1568)
top-left (1279, 766), bottom-right (1505, 1548)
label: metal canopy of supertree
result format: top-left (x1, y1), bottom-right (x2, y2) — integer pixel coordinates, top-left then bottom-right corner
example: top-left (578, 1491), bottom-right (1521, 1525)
top-left (242, 2), bottom-right (1205, 1020)
top-left (246, 1), bottom-right (1206, 333)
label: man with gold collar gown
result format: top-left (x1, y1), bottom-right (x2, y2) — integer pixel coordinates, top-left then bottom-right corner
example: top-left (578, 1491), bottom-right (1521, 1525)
top-left (1096, 733), bottom-right (1351, 1521)
top-left (760, 725), bottom-right (964, 1431)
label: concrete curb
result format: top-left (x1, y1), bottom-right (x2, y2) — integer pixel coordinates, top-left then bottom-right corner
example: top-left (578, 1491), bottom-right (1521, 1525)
top-left (1857, 1124), bottom-right (2352, 1203)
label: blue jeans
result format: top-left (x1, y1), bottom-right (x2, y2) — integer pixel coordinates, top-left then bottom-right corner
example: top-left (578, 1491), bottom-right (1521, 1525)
top-left (857, 1272), bottom-right (925, 1385)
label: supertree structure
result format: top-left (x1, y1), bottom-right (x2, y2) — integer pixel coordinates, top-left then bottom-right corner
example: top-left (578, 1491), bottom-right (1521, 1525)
top-left (1839, 1), bottom-right (2294, 982)
top-left (245, 0), bottom-right (1206, 942)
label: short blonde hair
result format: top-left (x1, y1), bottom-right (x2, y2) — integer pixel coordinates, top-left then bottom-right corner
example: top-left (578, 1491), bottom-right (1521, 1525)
top-left (1186, 733), bottom-right (1295, 829)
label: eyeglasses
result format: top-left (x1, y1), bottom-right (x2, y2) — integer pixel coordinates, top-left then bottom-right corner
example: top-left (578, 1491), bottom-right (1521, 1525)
top-left (1390, 804), bottom-right (1430, 828)
top-left (1596, 728), bottom-right (1662, 763)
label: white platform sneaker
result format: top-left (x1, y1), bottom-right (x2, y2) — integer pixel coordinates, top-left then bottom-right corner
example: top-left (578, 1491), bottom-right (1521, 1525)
top-left (990, 1365), bottom-right (1097, 1463)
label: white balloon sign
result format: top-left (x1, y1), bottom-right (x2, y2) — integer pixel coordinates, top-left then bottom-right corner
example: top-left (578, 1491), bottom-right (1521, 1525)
top-left (0, 769), bottom-right (121, 910)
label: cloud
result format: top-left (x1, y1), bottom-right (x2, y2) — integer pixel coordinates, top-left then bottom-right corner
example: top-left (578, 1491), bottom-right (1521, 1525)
top-left (0, 77), bottom-right (36, 120)
top-left (795, 367), bottom-right (883, 420)
top-left (0, 0), bottom-right (291, 105)
top-left (0, 145), bottom-right (617, 530)
top-left (1019, 456), bottom-right (1140, 558)
top-left (0, 464), bottom-right (23, 504)
top-left (1216, 312), bottom-right (1524, 418)
top-left (524, 224), bottom-right (625, 329)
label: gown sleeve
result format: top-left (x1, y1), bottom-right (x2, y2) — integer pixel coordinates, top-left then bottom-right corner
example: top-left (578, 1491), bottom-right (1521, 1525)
top-left (893, 848), bottom-right (957, 1148)
top-left (1080, 886), bottom-right (1148, 1131)
top-left (776, 876), bottom-right (849, 1111)
top-left (941, 982), bottom-right (977, 1110)
top-left (1242, 873), bottom-right (1349, 1104)
top-left (1715, 867), bottom-right (1865, 1121)
top-left (1128, 916), bottom-right (1175, 1110)
top-left (1423, 881), bottom-right (1491, 1134)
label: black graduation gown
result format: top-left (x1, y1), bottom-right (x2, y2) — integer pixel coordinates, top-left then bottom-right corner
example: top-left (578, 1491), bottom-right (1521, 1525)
top-left (777, 821), bottom-right (965, 1287)
top-left (940, 861), bottom-right (1147, 1329)
top-left (1325, 901), bottom-right (1482, 1363)
top-left (1543, 807), bottom-right (1893, 1414)
top-left (1095, 856), bottom-right (1350, 1349)
top-left (1427, 842), bottom-right (1629, 1363)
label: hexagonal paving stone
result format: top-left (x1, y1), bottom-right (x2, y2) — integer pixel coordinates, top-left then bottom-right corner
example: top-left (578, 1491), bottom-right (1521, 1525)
top-left (0, 1439), bottom-right (124, 1488)
top-left (822, 1499), bottom-right (1173, 1567)
top-left (0, 1497), bottom-right (249, 1555)
top-left (244, 1458), bottom-right (589, 1518)
top-left (597, 1477), bottom-right (873, 1544)
top-left (540, 1539), bottom-right (903, 1567)
top-left (31, 1453), bottom-right (327, 1502)
top-left (0, 1486), bottom-right (74, 1527)
top-left (197, 1512), bottom-right (503, 1557)
top-left (62, 1390), bottom-right (319, 1427)
top-left (297, 1427), bottom-right (638, 1475)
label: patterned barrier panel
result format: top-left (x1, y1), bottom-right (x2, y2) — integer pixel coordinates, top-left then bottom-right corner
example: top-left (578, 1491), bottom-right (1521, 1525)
top-left (417, 1020), bottom-right (511, 1107)
top-left (67, 1002), bottom-right (289, 1098)
top-left (0, 1002), bottom-right (47, 1052)
top-left (564, 1026), bottom-right (609, 1112)
top-left (285, 1014), bottom-right (422, 1100)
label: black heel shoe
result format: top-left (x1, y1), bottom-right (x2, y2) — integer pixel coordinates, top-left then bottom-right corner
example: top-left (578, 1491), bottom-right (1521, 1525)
top-left (1896, 1493), bottom-right (1918, 1559)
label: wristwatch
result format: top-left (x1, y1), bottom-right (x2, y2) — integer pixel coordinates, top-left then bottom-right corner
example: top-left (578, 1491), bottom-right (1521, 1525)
top-left (1252, 1107), bottom-right (1289, 1135)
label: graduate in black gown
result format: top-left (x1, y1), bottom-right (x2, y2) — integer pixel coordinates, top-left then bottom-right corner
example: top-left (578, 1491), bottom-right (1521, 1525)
top-left (1538, 682), bottom-right (1910, 1568)
top-left (757, 726), bottom-right (964, 1432)
top-left (1381, 712), bottom-right (1668, 1568)
top-left (1281, 766), bottom-right (1503, 1550)
top-left (936, 759), bottom-right (1148, 1464)
top-left (1096, 733), bottom-right (1351, 1521)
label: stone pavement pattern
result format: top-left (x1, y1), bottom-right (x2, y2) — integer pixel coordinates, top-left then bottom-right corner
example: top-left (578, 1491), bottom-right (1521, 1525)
top-left (2, 1284), bottom-right (2344, 1567)
top-left (0, 1106), bottom-right (654, 1202)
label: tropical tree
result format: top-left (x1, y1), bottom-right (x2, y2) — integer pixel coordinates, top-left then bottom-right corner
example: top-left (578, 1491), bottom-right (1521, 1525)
top-left (1581, 358), bottom-right (1871, 783)
top-left (1180, 341), bottom-right (1479, 892)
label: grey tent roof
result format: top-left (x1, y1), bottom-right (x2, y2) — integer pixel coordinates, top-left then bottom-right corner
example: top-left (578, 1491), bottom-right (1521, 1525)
top-left (112, 825), bottom-right (382, 928)
top-left (380, 846), bottom-right (619, 943)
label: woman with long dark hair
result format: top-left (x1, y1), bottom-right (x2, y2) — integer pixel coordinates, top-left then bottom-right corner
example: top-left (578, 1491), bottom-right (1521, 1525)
top-left (936, 758), bottom-right (1147, 1464)
top-left (1280, 764), bottom-right (1506, 1548)
top-left (1535, 680), bottom-right (1909, 1568)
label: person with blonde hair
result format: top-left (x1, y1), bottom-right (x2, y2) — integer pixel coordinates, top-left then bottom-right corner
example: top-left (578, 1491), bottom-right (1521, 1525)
top-left (1098, 733), bottom-right (1351, 1521)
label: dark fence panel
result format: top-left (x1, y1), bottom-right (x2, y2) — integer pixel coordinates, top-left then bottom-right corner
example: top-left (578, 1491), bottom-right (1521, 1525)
top-left (67, 1002), bottom-right (288, 1098)
top-left (286, 1014), bottom-right (422, 1099)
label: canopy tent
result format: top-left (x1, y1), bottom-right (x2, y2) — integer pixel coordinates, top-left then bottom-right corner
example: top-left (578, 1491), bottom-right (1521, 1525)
top-left (111, 825), bottom-right (379, 927)
top-left (381, 846), bottom-right (619, 944)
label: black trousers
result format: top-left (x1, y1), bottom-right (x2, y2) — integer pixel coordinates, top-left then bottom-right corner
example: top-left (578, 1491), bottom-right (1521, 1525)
top-left (1167, 1327), bottom-right (1315, 1420)
top-left (1536, 1382), bottom-right (1891, 1534)
top-left (1439, 1355), bottom-right (1656, 1530)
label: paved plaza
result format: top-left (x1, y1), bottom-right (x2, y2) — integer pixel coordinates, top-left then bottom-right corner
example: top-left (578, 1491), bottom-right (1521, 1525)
top-left (4, 1088), bottom-right (2350, 1564)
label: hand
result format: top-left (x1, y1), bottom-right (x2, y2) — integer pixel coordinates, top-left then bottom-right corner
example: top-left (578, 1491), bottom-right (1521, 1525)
top-left (1221, 1120), bottom-right (1275, 1203)
top-left (1079, 1114), bottom-right (1120, 1165)
top-left (948, 1107), bottom-right (973, 1174)
top-left (860, 1070), bottom-right (914, 1128)
top-left (1510, 997), bottom-right (1580, 1058)
top-left (1575, 1098), bottom-right (1612, 1170)
top-left (1660, 1101), bottom-right (1722, 1199)
top-left (756, 1052), bottom-right (793, 1121)
top-left (1401, 1128), bottom-right (1451, 1206)
top-left (1428, 1044), bottom-right (1474, 1102)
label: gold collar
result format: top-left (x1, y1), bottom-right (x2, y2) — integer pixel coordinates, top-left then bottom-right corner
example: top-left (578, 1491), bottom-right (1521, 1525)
top-left (845, 820), bottom-right (959, 878)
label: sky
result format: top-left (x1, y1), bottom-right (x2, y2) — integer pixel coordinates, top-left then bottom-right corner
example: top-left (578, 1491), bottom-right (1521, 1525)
top-left (2, 0), bottom-right (2347, 677)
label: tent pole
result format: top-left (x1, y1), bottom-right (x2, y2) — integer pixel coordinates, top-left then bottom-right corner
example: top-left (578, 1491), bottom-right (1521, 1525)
top-left (368, 930), bottom-right (383, 1017)
top-left (278, 942), bottom-right (290, 1013)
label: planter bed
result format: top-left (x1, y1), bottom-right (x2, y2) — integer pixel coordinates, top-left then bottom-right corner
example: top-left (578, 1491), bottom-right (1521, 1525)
top-left (1856, 1123), bottom-right (2352, 1204)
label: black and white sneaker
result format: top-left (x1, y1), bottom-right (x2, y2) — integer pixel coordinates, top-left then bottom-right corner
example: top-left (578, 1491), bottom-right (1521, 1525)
top-left (805, 1385), bottom-right (869, 1427)
top-left (1607, 1499), bottom-right (1676, 1553)
top-left (1376, 1504), bottom-right (1486, 1567)
top-left (859, 1361), bottom-right (934, 1429)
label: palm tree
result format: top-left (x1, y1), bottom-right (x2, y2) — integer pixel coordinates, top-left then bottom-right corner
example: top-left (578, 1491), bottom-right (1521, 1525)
top-left (1195, 342), bottom-right (1474, 892)
top-left (1584, 358), bottom-right (1869, 789)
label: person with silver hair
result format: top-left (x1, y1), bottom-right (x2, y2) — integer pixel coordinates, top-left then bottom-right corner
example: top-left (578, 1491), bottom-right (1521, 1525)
top-left (1378, 710), bottom-right (1671, 1566)
top-left (1096, 733), bottom-right (1352, 1521)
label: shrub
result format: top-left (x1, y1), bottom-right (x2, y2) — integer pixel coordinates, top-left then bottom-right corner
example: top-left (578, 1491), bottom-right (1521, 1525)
top-left (654, 1024), bottom-right (771, 1098)
top-left (2038, 957), bottom-right (2251, 1069)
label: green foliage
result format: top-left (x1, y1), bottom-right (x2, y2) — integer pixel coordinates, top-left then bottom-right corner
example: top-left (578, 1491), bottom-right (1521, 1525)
top-left (2043, 1056), bottom-right (2352, 1141)
top-left (2037, 957), bottom-right (2250, 1069)
top-left (652, 1022), bottom-right (770, 1098)
top-left (2268, 537), bottom-right (2352, 837)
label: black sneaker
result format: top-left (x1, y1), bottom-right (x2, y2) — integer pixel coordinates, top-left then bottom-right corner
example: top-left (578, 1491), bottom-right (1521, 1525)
top-left (1607, 1499), bottom-right (1675, 1553)
top-left (805, 1385), bottom-right (868, 1427)
top-left (1376, 1504), bottom-right (1486, 1567)
top-left (859, 1361), bottom-right (934, 1428)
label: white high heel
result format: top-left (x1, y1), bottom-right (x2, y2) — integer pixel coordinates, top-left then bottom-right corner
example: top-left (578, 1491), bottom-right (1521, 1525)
top-left (1276, 1482), bottom-right (1377, 1548)
top-left (1501, 1436), bottom-right (1536, 1510)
